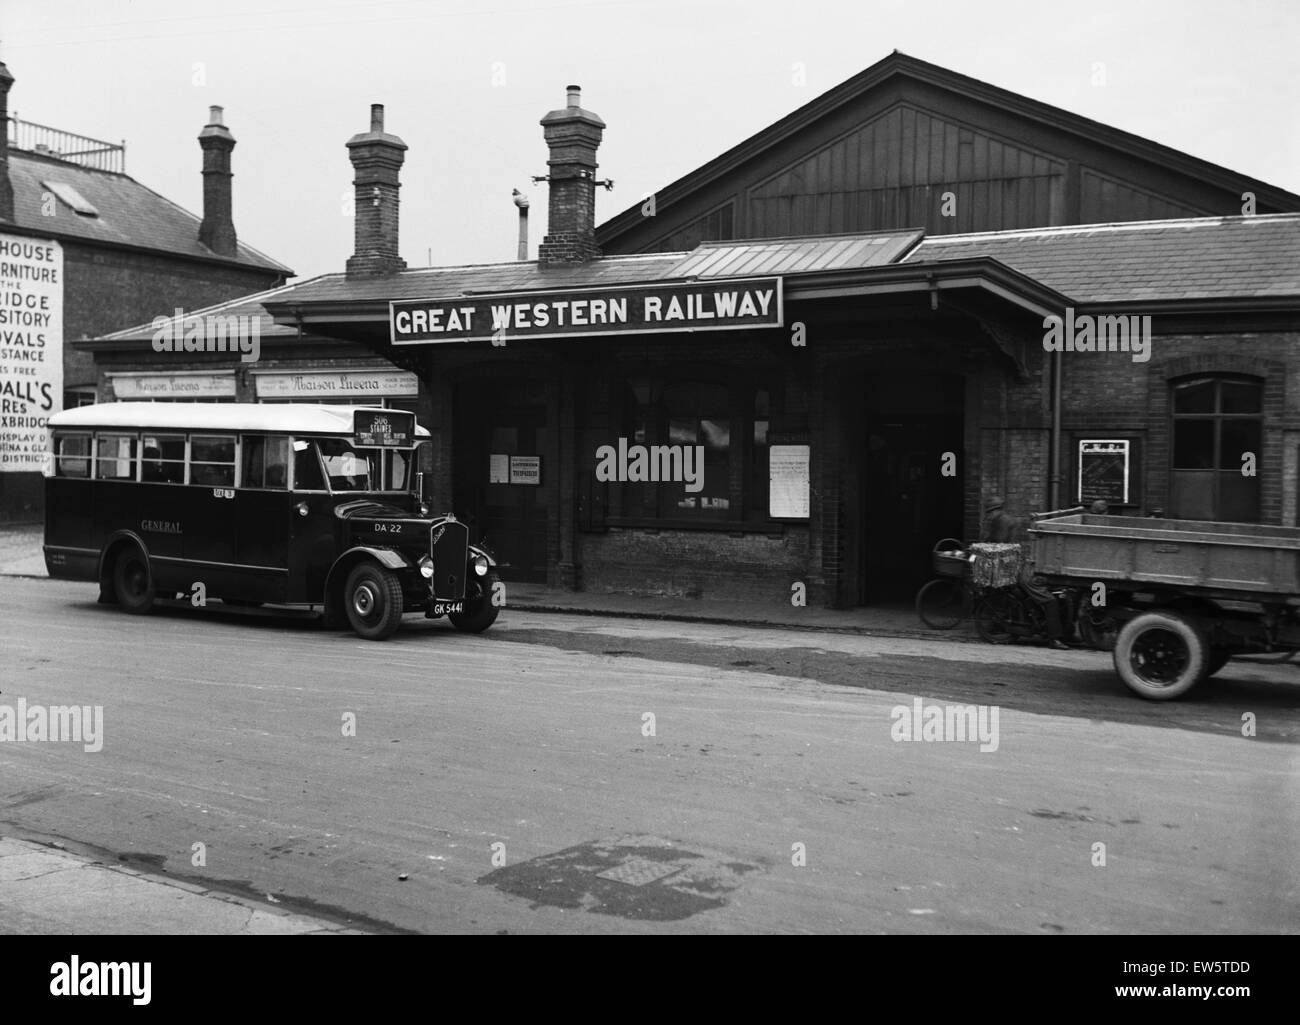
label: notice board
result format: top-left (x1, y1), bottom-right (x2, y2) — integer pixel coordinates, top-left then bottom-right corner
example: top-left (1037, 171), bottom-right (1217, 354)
top-left (769, 445), bottom-right (810, 519)
top-left (1078, 439), bottom-right (1130, 505)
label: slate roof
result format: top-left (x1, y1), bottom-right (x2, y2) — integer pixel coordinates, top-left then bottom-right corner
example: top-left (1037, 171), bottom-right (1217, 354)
top-left (95, 279), bottom-right (312, 342)
top-left (903, 213), bottom-right (1300, 303)
top-left (5, 149), bottom-right (292, 274)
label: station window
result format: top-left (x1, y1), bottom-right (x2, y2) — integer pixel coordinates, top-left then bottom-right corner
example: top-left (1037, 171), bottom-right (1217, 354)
top-left (94, 434), bottom-right (136, 481)
top-left (614, 373), bottom-right (771, 525)
top-left (1170, 375), bottom-right (1262, 522)
top-left (190, 434), bottom-right (236, 487)
top-left (54, 433), bottom-right (92, 478)
top-left (142, 434), bottom-right (186, 484)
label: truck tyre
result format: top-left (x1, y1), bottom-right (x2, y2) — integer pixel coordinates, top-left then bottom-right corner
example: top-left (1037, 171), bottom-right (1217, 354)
top-left (449, 570), bottom-right (501, 634)
top-left (1113, 611), bottom-right (1208, 700)
top-left (112, 545), bottom-right (155, 615)
top-left (344, 562), bottom-right (404, 640)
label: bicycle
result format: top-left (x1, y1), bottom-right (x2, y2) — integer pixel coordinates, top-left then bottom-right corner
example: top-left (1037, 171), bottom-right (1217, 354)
top-left (915, 538), bottom-right (980, 630)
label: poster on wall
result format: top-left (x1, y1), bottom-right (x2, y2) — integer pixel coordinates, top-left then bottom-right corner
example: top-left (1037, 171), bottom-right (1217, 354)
top-left (1078, 439), bottom-right (1130, 505)
top-left (0, 234), bottom-right (62, 473)
top-left (769, 444), bottom-right (810, 519)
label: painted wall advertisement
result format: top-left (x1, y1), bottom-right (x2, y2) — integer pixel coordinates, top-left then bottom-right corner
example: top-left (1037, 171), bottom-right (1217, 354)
top-left (0, 233), bottom-right (62, 473)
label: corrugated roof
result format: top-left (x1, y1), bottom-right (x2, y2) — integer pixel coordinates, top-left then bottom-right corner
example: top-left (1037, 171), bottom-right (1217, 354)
top-left (5, 150), bottom-right (292, 274)
top-left (903, 214), bottom-right (1300, 303)
top-left (263, 252), bottom-right (689, 304)
top-left (668, 230), bottom-right (923, 278)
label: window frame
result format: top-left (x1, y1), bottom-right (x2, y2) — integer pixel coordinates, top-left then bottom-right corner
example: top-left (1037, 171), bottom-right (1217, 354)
top-left (1168, 374), bottom-right (1263, 522)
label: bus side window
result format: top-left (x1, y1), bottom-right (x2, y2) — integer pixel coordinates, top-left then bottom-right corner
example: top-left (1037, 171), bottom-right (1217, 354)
top-left (55, 433), bottom-right (91, 478)
top-left (265, 436), bottom-right (290, 489)
top-left (242, 435), bottom-right (266, 487)
top-left (95, 434), bottom-right (137, 481)
top-left (292, 439), bottom-right (325, 491)
top-left (142, 434), bottom-right (185, 484)
top-left (191, 434), bottom-right (236, 487)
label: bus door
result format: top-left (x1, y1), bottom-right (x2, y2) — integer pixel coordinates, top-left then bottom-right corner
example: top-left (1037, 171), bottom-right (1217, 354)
top-left (181, 433), bottom-right (240, 593)
top-left (233, 434), bottom-right (293, 603)
top-left (285, 436), bottom-right (339, 604)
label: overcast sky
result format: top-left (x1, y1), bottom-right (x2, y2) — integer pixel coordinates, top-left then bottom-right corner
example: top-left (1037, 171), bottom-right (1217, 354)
top-left (4, 0), bottom-right (1297, 281)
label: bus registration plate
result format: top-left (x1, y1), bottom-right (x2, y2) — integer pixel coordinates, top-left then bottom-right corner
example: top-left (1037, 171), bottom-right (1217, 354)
top-left (432, 601), bottom-right (463, 616)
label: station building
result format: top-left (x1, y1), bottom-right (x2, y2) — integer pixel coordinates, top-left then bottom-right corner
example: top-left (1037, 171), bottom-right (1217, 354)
top-left (118, 54), bottom-right (1300, 607)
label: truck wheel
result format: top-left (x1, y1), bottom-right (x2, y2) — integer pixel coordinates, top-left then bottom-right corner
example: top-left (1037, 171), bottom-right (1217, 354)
top-left (1113, 611), bottom-right (1208, 700)
top-left (449, 570), bottom-right (501, 634)
top-left (112, 546), bottom-right (155, 615)
top-left (344, 563), bottom-right (404, 640)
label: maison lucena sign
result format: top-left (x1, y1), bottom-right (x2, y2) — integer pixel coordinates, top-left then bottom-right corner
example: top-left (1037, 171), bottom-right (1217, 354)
top-left (390, 277), bottom-right (782, 344)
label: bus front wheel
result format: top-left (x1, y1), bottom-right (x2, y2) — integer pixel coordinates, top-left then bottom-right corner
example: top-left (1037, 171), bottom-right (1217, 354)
top-left (344, 562), bottom-right (404, 641)
top-left (112, 547), bottom-right (155, 615)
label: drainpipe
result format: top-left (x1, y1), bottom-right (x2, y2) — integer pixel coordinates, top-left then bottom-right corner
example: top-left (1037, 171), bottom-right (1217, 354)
top-left (1048, 348), bottom-right (1062, 509)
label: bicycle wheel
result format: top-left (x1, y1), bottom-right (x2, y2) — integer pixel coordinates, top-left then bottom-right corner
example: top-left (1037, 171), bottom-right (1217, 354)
top-left (916, 577), bottom-right (965, 630)
top-left (974, 590), bottom-right (1018, 644)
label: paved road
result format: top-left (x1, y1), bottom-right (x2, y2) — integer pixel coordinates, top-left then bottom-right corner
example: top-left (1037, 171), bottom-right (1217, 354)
top-left (2, 576), bottom-right (1297, 933)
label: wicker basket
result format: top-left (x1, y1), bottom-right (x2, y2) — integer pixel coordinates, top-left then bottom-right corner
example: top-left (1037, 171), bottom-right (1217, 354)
top-left (969, 542), bottom-right (1024, 588)
top-left (932, 549), bottom-right (971, 578)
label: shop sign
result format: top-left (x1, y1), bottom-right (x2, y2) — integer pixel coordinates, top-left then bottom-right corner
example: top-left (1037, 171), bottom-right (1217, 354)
top-left (254, 370), bottom-right (417, 398)
top-left (391, 277), bottom-right (782, 344)
top-left (111, 373), bottom-right (235, 400)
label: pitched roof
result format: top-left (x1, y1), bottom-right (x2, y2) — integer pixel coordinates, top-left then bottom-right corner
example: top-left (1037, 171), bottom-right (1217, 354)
top-left (596, 50), bottom-right (1300, 245)
top-left (4, 149), bottom-right (292, 275)
top-left (903, 213), bottom-right (1300, 303)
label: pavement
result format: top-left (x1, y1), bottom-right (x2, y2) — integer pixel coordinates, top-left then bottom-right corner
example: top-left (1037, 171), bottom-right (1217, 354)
top-left (0, 522), bottom-right (964, 642)
top-left (0, 836), bottom-right (364, 934)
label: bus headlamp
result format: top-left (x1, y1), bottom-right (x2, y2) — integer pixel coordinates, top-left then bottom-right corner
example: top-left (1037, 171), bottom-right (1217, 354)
top-left (473, 555), bottom-right (488, 577)
top-left (419, 557), bottom-right (434, 579)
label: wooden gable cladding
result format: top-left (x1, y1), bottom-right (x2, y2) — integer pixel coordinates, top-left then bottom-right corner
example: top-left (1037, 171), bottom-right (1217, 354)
top-left (745, 104), bottom-right (1066, 237)
top-left (598, 53), bottom-right (1292, 255)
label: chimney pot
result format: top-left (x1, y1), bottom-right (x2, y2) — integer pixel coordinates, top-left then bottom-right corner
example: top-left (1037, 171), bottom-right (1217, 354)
top-left (370, 104), bottom-right (384, 133)
top-left (566, 85), bottom-right (581, 108)
top-left (208, 105), bottom-right (224, 125)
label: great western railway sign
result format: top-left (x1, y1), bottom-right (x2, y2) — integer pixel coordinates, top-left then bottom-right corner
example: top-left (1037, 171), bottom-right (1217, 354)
top-left (390, 277), bottom-right (782, 344)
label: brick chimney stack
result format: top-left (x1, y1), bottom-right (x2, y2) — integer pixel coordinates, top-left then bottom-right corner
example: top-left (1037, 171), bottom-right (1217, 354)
top-left (198, 105), bottom-right (237, 256)
top-left (538, 85), bottom-right (605, 265)
top-left (0, 60), bottom-right (15, 223)
top-left (346, 104), bottom-right (407, 277)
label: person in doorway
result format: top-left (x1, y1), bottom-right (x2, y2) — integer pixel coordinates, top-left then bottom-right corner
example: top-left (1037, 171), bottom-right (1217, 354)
top-left (980, 496), bottom-right (1020, 542)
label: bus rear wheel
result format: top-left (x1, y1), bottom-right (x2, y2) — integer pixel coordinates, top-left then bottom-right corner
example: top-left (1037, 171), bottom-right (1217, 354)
top-left (112, 547), bottom-right (155, 615)
top-left (344, 562), bottom-right (404, 641)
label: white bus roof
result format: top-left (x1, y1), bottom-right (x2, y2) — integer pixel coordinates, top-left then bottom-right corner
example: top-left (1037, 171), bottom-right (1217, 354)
top-left (48, 402), bottom-right (430, 438)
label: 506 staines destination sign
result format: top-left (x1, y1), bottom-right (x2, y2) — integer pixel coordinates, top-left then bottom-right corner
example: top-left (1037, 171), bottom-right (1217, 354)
top-left (390, 277), bottom-right (782, 344)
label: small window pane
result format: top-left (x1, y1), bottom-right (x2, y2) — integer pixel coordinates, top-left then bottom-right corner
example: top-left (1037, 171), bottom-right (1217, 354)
top-left (1221, 380), bottom-right (1262, 414)
top-left (242, 436), bottom-right (266, 487)
top-left (190, 434), bottom-right (236, 487)
top-left (264, 437), bottom-right (289, 489)
top-left (293, 441), bottom-right (326, 491)
top-left (95, 435), bottom-right (136, 480)
top-left (1218, 420), bottom-right (1262, 469)
top-left (1172, 420), bottom-right (1215, 469)
top-left (55, 434), bottom-right (91, 478)
top-left (1173, 379), bottom-right (1215, 413)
